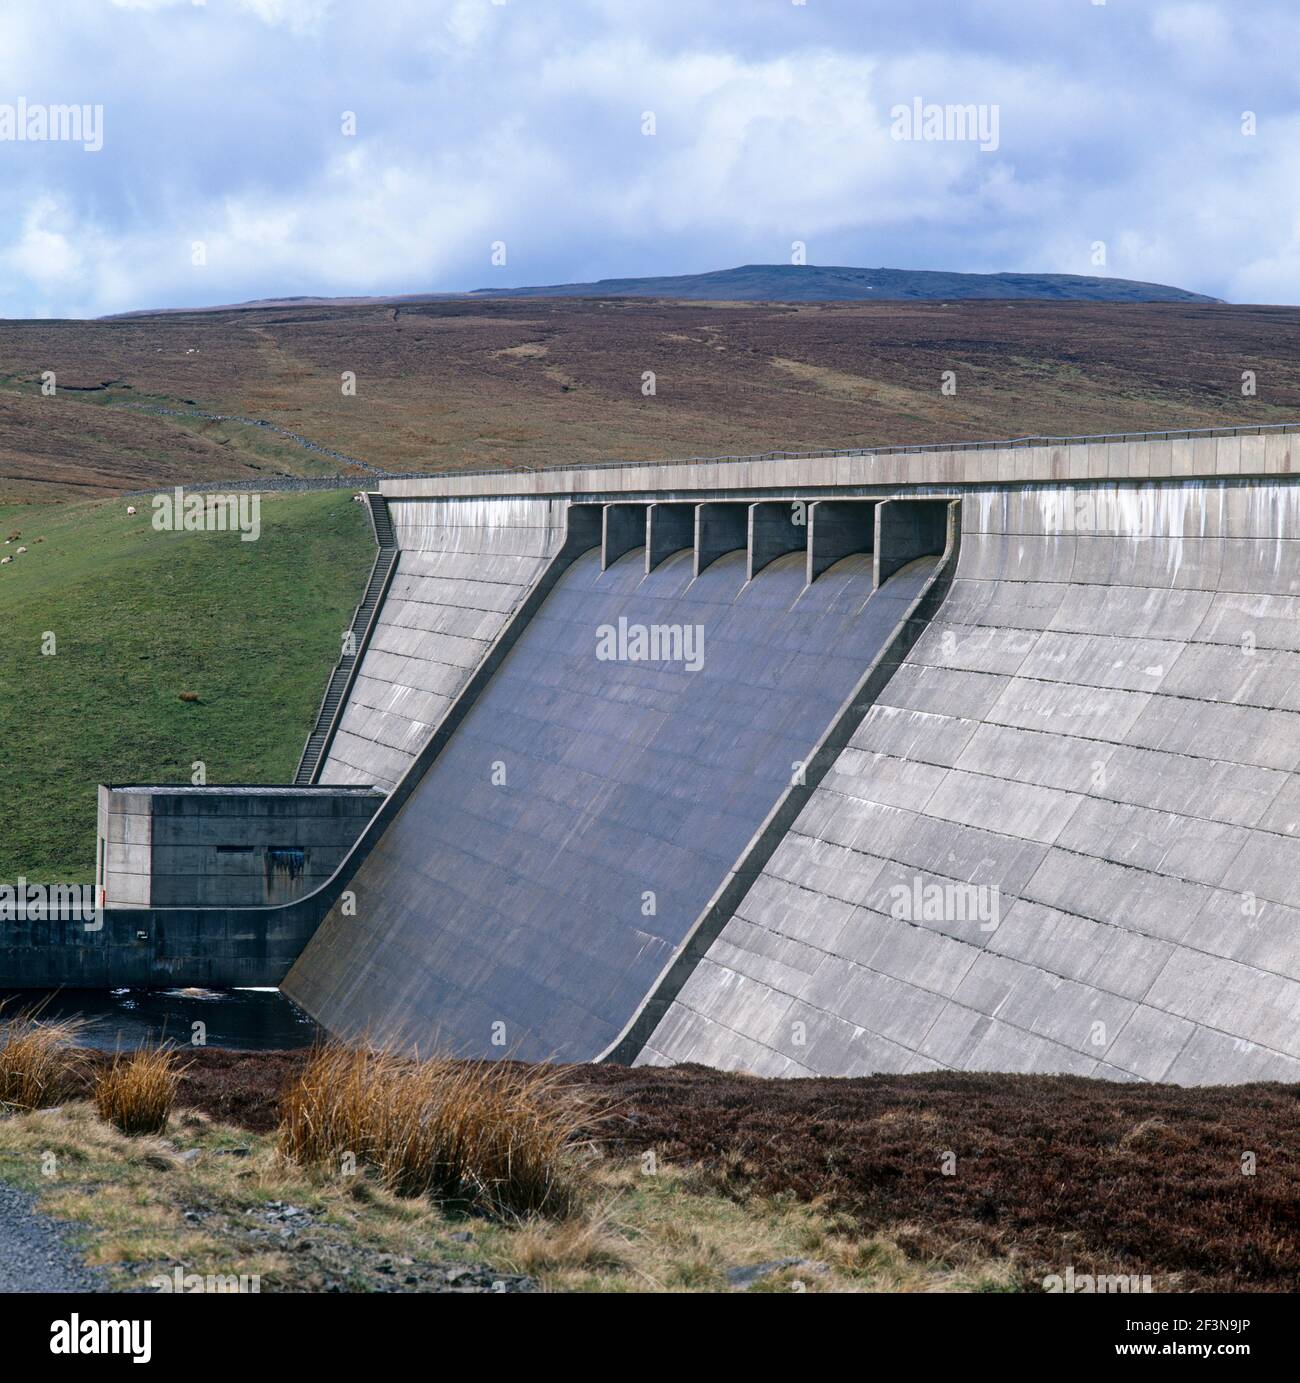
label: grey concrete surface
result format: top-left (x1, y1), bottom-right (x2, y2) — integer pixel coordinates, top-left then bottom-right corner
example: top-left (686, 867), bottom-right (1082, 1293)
top-left (284, 544), bottom-right (935, 1060)
top-left (646, 503), bottom-right (695, 573)
top-left (602, 504), bottom-right (647, 571)
top-left (98, 786), bottom-right (383, 908)
top-left (604, 506), bottom-right (958, 1064)
top-left (639, 480), bottom-right (1300, 1084)
top-left (807, 500), bottom-right (878, 583)
top-left (317, 497), bottom-right (568, 790)
top-left (875, 498), bottom-right (952, 588)
top-left (694, 503), bottom-right (749, 576)
top-left (747, 501), bottom-right (807, 580)
top-left (295, 492), bottom-right (397, 785)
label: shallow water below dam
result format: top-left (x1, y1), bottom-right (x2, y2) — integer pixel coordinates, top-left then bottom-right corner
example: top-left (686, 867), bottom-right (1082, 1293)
top-left (0, 988), bottom-right (320, 1050)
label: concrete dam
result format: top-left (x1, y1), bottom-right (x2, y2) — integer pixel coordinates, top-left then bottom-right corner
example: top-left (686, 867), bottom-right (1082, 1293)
top-left (17, 425), bottom-right (1300, 1085)
top-left (285, 519), bottom-right (941, 1060)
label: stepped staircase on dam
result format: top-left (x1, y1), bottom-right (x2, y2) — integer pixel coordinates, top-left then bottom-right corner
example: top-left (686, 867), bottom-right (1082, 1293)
top-left (294, 493), bottom-right (398, 786)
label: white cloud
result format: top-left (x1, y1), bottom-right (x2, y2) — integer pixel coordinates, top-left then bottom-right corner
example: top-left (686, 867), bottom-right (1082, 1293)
top-left (5, 198), bottom-right (86, 289)
top-left (1150, 3), bottom-right (1232, 67)
top-left (2, 0), bottom-right (1300, 313)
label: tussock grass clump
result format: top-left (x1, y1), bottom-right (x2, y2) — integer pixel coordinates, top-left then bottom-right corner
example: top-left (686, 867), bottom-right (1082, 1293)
top-left (279, 1044), bottom-right (596, 1218)
top-left (0, 1008), bottom-right (84, 1112)
top-left (95, 1047), bottom-right (186, 1136)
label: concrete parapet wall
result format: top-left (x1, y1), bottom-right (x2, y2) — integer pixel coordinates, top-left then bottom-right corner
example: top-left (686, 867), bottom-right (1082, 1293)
top-left (380, 427), bottom-right (1300, 502)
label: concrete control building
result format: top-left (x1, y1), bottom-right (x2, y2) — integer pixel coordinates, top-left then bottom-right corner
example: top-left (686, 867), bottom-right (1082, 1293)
top-left (14, 424), bottom-right (1300, 1085)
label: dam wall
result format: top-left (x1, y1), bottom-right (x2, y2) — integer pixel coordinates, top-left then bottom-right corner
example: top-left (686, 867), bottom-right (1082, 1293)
top-left (635, 480), bottom-right (1300, 1083)
top-left (283, 503), bottom-right (949, 1059)
top-left (12, 422), bottom-right (1300, 1090)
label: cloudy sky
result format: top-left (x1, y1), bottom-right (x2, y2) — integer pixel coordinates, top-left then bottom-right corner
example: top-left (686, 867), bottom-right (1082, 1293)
top-left (1, 0), bottom-right (1297, 317)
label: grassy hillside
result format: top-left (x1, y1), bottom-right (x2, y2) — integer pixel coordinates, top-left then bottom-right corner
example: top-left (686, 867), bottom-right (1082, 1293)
top-left (0, 490), bottom-right (373, 881)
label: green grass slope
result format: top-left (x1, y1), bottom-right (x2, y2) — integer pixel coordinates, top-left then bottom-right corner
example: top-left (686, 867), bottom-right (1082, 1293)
top-left (0, 490), bottom-right (373, 881)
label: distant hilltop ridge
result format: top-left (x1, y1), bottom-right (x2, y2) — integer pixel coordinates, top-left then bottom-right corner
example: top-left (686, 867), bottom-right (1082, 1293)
top-left (103, 263), bottom-right (1221, 317)
top-left (470, 263), bottom-right (1221, 304)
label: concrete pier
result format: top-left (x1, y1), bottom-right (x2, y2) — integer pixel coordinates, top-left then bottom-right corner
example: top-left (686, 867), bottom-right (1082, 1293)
top-left (645, 502), bottom-right (696, 573)
top-left (747, 501), bottom-right (807, 581)
top-left (807, 500), bottom-right (878, 583)
top-left (601, 503), bottom-right (647, 570)
top-left (694, 502), bottom-right (749, 577)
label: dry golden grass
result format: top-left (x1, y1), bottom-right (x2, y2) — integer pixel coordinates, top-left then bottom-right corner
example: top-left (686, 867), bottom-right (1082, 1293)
top-left (491, 1161), bottom-right (1022, 1293)
top-left (0, 1100), bottom-right (1017, 1293)
top-left (94, 1048), bottom-right (186, 1136)
top-left (279, 1044), bottom-right (599, 1218)
top-left (0, 1006), bottom-right (84, 1113)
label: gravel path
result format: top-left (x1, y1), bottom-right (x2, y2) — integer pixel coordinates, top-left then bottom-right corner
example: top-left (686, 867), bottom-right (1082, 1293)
top-left (0, 1181), bottom-right (106, 1293)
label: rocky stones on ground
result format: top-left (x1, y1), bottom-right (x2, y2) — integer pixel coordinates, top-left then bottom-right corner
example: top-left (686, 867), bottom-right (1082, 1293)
top-left (725, 1258), bottom-right (828, 1289)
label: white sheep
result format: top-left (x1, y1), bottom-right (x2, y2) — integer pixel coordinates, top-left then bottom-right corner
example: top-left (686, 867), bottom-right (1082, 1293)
top-left (126, 505), bottom-right (137, 515)
top-left (15, 546), bottom-right (26, 555)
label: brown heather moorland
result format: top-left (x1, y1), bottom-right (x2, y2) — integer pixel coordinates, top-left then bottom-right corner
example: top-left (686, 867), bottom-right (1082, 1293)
top-left (4, 297), bottom-right (1300, 499)
top-left (84, 1048), bottom-right (1300, 1293)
